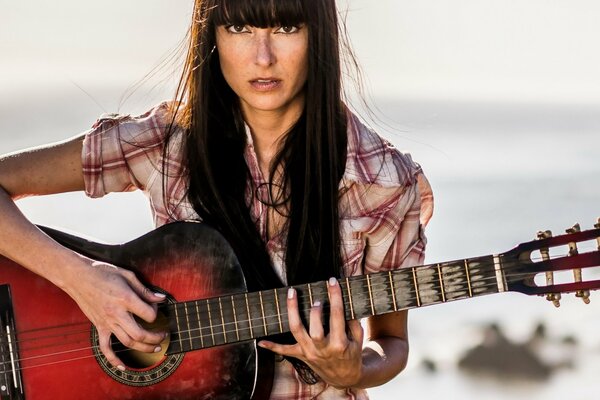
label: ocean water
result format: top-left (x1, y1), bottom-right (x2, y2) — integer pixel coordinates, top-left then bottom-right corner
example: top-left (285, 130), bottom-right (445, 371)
top-left (2, 91), bottom-right (599, 399)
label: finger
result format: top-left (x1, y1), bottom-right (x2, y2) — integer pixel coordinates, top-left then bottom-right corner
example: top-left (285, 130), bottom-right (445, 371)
top-left (347, 319), bottom-right (364, 343)
top-left (308, 301), bottom-right (325, 342)
top-left (286, 288), bottom-right (311, 346)
top-left (122, 269), bottom-right (166, 305)
top-left (118, 312), bottom-right (165, 346)
top-left (258, 340), bottom-right (302, 358)
top-left (97, 328), bottom-right (125, 370)
top-left (327, 277), bottom-right (346, 341)
top-left (119, 272), bottom-right (160, 324)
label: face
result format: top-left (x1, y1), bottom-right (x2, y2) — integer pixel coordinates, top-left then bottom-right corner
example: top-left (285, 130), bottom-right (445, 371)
top-left (215, 23), bottom-right (309, 123)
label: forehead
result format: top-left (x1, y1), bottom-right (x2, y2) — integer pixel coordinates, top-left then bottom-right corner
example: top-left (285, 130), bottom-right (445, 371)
top-left (212, 0), bottom-right (306, 28)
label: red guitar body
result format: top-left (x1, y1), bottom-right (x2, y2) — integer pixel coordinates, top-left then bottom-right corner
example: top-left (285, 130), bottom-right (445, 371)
top-left (0, 222), bottom-right (272, 399)
top-left (3, 219), bottom-right (598, 399)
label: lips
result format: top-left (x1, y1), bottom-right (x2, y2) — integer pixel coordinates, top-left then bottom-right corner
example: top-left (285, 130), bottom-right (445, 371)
top-left (249, 78), bottom-right (281, 91)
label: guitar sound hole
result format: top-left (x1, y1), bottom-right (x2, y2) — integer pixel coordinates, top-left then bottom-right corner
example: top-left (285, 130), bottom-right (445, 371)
top-left (91, 293), bottom-right (185, 387)
top-left (112, 311), bottom-right (171, 369)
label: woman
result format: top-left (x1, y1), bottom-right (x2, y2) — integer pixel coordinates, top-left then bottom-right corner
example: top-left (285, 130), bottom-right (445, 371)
top-left (0, 0), bottom-right (432, 398)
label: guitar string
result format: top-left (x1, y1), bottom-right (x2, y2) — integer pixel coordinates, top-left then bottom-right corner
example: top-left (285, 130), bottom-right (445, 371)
top-left (0, 259), bottom-right (594, 373)
top-left (1, 250), bottom-right (596, 360)
top-left (0, 270), bottom-right (521, 372)
top-left (0, 257), bottom-right (537, 349)
top-left (1, 250), bottom-right (597, 360)
top-left (0, 247), bottom-right (596, 350)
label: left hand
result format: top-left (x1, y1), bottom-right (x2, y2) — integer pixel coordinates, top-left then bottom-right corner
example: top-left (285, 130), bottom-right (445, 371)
top-left (258, 277), bottom-right (365, 388)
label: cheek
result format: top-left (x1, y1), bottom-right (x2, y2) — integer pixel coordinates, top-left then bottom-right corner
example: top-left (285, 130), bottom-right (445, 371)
top-left (217, 47), bottom-right (243, 90)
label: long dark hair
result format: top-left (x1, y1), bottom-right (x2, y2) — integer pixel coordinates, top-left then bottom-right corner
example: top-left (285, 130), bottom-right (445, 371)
top-left (166, 0), bottom-right (347, 290)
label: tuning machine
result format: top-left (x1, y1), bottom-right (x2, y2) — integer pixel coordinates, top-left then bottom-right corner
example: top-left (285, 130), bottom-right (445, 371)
top-left (537, 230), bottom-right (561, 307)
top-left (595, 218), bottom-right (600, 250)
top-left (566, 223), bottom-right (591, 304)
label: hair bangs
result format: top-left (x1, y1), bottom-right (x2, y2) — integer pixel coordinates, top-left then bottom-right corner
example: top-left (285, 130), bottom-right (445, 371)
top-left (212, 0), bottom-right (306, 28)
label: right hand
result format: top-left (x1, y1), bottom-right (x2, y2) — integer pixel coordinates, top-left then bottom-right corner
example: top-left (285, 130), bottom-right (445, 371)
top-left (61, 257), bottom-right (167, 370)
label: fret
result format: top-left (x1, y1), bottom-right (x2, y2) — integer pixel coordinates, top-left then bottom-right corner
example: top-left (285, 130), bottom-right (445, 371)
top-left (297, 281), bottom-right (329, 323)
top-left (183, 302), bottom-right (194, 350)
top-left (437, 264), bottom-right (446, 302)
top-left (217, 297), bottom-right (227, 343)
top-left (260, 289), bottom-right (279, 336)
top-left (390, 269), bottom-right (415, 310)
top-left (345, 278), bottom-right (355, 319)
top-left (388, 271), bottom-right (398, 311)
top-left (206, 299), bottom-right (216, 346)
top-left (173, 304), bottom-right (185, 351)
top-left (244, 293), bottom-right (254, 338)
top-left (464, 260), bottom-right (473, 297)
top-left (231, 295), bottom-right (240, 342)
top-left (411, 267), bottom-right (421, 307)
top-left (231, 293), bottom-right (252, 341)
top-left (366, 275), bottom-right (375, 315)
top-left (274, 289), bottom-right (283, 333)
top-left (434, 263), bottom-right (470, 301)
top-left (367, 273), bottom-right (396, 315)
top-left (209, 298), bottom-right (227, 346)
top-left (414, 266), bottom-right (443, 306)
top-left (194, 301), bottom-right (205, 348)
top-left (258, 291), bottom-right (268, 336)
top-left (345, 275), bottom-right (371, 319)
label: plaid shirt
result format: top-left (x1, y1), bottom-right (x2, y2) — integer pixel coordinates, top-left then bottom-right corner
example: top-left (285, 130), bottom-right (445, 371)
top-left (82, 102), bottom-right (433, 400)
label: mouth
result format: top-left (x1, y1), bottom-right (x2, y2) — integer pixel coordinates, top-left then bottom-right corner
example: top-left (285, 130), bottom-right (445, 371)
top-left (249, 78), bottom-right (281, 91)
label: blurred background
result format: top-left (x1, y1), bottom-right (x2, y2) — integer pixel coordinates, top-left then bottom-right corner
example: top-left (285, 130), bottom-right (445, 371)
top-left (1, 1), bottom-right (599, 398)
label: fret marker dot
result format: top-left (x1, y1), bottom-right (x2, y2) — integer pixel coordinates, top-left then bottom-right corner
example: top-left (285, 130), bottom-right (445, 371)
top-left (1, 385), bottom-right (6, 392)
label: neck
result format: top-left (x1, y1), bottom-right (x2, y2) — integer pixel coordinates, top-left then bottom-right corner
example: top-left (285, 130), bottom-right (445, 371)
top-left (241, 101), bottom-right (304, 177)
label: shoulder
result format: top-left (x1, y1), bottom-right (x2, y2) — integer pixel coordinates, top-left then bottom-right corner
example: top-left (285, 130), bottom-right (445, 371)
top-left (343, 111), bottom-right (422, 189)
top-left (89, 101), bottom-right (184, 145)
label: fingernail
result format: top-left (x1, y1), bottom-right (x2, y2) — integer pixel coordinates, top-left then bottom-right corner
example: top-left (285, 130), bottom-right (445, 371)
top-left (328, 277), bottom-right (337, 286)
top-left (154, 292), bottom-right (166, 298)
top-left (257, 341), bottom-right (267, 348)
top-left (154, 346), bottom-right (162, 353)
top-left (117, 365), bottom-right (126, 371)
top-left (287, 288), bottom-right (295, 299)
top-left (313, 300), bottom-right (321, 307)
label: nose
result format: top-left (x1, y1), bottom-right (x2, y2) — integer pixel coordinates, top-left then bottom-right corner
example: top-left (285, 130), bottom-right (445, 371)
top-left (254, 34), bottom-right (275, 67)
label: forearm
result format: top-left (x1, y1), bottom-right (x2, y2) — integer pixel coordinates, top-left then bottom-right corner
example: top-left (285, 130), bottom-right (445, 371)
top-left (0, 187), bottom-right (84, 288)
top-left (354, 335), bottom-right (409, 389)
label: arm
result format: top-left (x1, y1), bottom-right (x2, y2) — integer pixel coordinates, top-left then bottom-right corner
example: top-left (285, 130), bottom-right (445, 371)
top-left (0, 137), bottom-right (166, 369)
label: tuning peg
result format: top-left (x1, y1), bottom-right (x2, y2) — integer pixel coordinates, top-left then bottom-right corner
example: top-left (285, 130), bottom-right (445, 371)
top-left (595, 218), bottom-right (600, 250)
top-left (536, 230), bottom-right (561, 307)
top-left (565, 224), bottom-right (590, 304)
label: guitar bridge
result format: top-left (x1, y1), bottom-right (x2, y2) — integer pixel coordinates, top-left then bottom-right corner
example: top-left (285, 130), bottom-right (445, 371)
top-left (0, 285), bottom-right (24, 400)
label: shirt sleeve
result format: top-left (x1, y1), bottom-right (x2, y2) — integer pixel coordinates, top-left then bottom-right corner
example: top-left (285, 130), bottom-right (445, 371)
top-left (362, 171), bottom-right (434, 274)
top-left (81, 102), bottom-right (171, 198)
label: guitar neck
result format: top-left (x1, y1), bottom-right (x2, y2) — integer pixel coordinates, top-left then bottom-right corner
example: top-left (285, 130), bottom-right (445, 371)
top-left (165, 253), bottom-right (506, 354)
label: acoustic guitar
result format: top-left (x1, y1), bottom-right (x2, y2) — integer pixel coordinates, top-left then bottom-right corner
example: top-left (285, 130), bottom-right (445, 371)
top-left (1, 220), bottom-right (599, 399)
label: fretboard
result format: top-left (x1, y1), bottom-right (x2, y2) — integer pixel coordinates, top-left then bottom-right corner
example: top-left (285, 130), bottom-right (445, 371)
top-left (166, 254), bottom-right (508, 354)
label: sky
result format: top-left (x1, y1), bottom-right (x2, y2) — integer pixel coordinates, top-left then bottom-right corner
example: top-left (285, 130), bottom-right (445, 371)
top-left (2, 0), bottom-right (600, 104)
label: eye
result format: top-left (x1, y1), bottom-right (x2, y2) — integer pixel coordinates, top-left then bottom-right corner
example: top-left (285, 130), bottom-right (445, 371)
top-left (226, 24), bottom-right (250, 34)
top-left (275, 25), bottom-right (300, 34)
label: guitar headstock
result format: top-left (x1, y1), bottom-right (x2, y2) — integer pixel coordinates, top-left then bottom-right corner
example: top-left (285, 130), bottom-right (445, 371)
top-left (504, 218), bottom-right (600, 307)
